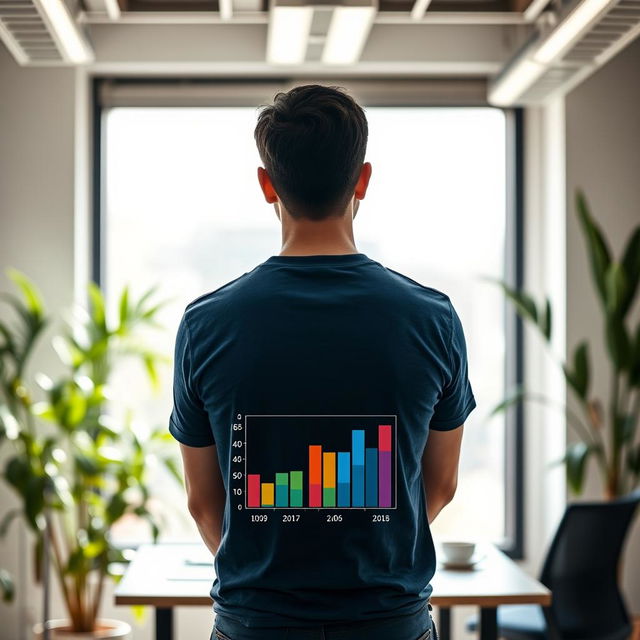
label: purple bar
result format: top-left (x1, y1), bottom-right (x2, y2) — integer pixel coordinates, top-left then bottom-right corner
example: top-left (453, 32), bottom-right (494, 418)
top-left (378, 450), bottom-right (392, 507)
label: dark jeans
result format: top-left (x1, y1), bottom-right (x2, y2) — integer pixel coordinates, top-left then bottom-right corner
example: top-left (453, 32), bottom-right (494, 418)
top-left (210, 601), bottom-right (438, 640)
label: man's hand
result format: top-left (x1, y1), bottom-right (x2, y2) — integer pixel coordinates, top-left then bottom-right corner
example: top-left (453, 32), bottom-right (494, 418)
top-left (177, 442), bottom-right (226, 556)
top-left (421, 426), bottom-right (464, 524)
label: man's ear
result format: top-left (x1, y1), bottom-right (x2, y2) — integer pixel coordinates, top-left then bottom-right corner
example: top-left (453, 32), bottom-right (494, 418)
top-left (354, 162), bottom-right (372, 200)
top-left (257, 167), bottom-right (279, 204)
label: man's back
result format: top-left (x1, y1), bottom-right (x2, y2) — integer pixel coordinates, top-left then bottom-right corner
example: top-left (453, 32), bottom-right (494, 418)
top-left (169, 251), bottom-right (476, 627)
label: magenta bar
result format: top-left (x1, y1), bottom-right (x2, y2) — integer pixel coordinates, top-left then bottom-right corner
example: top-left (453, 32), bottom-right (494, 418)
top-left (378, 425), bottom-right (392, 507)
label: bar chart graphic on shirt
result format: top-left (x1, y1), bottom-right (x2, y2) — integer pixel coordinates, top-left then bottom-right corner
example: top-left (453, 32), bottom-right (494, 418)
top-left (243, 415), bottom-right (397, 510)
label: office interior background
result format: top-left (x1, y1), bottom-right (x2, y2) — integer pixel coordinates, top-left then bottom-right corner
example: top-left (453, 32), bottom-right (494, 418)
top-left (1, 0), bottom-right (640, 637)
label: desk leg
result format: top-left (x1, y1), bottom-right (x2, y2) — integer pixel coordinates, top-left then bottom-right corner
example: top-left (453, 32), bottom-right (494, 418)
top-left (155, 607), bottom-right (174, 640)
top-left (438, 607), bottom-right (451, 640)
top-left (479, 607), bottom-right (498, 640)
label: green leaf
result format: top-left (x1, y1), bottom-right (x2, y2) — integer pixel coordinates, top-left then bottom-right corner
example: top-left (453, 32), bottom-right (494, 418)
top-left (605, 314), bottom-right (632, 371)
top-left (5, 457), bottom-right (30, 493)
top-left (106, 494), bottom-right (127, 523)
top-left (0, 568), bottom-right (15, 602)
top-left (563, 341), bottom-right (590, 399)
top-left (565, 441), bottom-right (592, 495)
top-left (0, 320), bottom-right (16, 356)
top-left (24, 475), bottom-right (45, 530)
top-left (84, 539), bottom-right (106, 559)
top-left (64, 386), bottom-right (88, 427)
top-left (5, 268), bottom-right (45, 321)
top-left (119, 285), bottom-right (130, 328)
top-left (0, 508), bottom-right (22, 538)
top-left (620, 225), bottom-right (640, 317)
top-left (627, 443), bottom-right (640, 477)
top-left (67, 547), bottom-right (86, 574)
top-left (630, 322), bottom-right (640, 388)
top-left (133, 284), bottom-right (161, 314)
top-left (576, 190), bottom-right (611, 307)
top-left (142, 354), bottom-right (159, 391)
top-left (162, 457), bottom-right (184, 487)
top-left (604, 262), bottom-right (628, 316)
top-left (87, 281), bottom-right (107, 333)
top-left (615, 414), bottom-right (637, 446)
top-left (129, 605), bottom-right (147, 623)
top-left (541, 298), bottom-right (552, 341)
top-left (498, 281), bottom-right (539, 325)
top-left (74, 453), bottom-right (101, 476)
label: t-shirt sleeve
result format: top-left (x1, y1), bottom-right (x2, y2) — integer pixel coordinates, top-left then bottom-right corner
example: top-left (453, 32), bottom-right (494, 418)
top-left (168, 312), bottom-right (216, 447)
top-left (429, 300), bottom-right (477, 431)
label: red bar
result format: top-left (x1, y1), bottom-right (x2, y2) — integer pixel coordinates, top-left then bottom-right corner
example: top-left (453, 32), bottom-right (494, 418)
top-left (309, 445), bottom-right (322, 507)
top-left (248, 474), bottom-right (261, 507)
top-left (379, 425), bottom-right (392, 452)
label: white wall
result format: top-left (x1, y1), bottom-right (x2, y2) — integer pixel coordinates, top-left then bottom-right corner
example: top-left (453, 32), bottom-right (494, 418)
top-left (0, 43), bottom-right (77, 640)
top-left (565, 35), bottom-right (640, 615)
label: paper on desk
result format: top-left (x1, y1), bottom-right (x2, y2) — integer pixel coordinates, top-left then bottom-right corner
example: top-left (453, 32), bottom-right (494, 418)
top-left (167, 564), bottom-right (214, 582)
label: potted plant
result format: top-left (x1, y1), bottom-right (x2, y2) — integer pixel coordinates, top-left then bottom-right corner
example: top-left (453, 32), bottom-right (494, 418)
top-left (0, 269), bottom-right (182, 638)
top-left (492, 189), bottom-right (640, 497)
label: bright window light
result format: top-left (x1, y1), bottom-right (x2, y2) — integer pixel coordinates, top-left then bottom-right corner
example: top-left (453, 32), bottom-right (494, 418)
top-left (104, 106), bottom-right (507, 546)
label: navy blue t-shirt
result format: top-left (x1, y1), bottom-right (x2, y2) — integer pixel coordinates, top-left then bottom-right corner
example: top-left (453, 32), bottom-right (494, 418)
top-left (169, 252), bottom-right (476, 627)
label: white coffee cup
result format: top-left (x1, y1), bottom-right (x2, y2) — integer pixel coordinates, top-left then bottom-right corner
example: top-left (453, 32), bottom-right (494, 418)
top-left (440, 541), bottom-right (476, 564)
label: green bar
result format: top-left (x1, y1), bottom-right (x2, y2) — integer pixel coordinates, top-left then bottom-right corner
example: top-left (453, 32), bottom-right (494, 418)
top-left (276, 473), bottom-right (288, 485)
top-left (290, 471), bottom-right (303, 490)
top-left (323, 487), bottom-right (336, 507)
top-left (290, 471), bottom-right (303, 507)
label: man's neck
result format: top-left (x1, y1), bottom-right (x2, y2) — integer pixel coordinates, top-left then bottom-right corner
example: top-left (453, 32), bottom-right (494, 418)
top-left (278, 214), bottom-right (358, 257)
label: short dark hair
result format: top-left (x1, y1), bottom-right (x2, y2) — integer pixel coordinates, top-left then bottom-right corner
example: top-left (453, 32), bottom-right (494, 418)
top-left (254, 84), bottom-right (368, 221)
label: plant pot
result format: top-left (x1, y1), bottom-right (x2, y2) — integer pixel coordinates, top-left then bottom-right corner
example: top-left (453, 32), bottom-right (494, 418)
top-left (32, 618), bottom-right (131, 639)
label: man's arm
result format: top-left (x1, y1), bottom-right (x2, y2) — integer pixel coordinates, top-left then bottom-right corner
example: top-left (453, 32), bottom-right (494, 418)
top-left (177, 442), bottom-right (226, 556)
top-left (421, 425), bottom-right (464, 524)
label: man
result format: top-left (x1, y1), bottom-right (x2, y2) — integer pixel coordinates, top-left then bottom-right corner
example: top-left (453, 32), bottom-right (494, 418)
top-left (169, 84), bottom-right (476, 640)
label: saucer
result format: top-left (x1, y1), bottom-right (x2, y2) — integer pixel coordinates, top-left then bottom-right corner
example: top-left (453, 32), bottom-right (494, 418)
top-left (439, 552), bottom-right (486, 570)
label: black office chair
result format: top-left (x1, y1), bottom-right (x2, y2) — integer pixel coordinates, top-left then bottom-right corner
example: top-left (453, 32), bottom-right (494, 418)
top-left (467, 488), bottom-right (640, 640)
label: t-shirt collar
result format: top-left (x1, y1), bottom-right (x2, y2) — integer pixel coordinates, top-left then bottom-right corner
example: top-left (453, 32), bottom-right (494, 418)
top-left (263, 253), bottom-right (371, 266)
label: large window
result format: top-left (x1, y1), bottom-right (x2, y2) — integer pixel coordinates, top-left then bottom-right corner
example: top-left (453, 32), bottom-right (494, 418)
top-left (97, 83), bottom-right (522, 555)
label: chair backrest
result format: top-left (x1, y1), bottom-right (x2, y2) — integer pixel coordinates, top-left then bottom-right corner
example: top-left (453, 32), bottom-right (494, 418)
top-left (540, 488), bottom-right (640, 640)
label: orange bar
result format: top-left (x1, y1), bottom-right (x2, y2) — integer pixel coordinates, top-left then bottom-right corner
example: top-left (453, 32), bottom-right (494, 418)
top-left (309, 445), bottom-right (322, 507)
top-left (261, 482), bottom-right (274, 507)
top-left (309, 445), bottom-right (322, 484)
top-left (323, 452), bottom-right (336, 488)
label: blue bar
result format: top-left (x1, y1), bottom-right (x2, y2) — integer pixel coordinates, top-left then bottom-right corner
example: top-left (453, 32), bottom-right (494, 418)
top-left (352, 430), bottom-right (365, 507)
top-left (366, 447), bottom-right (378, 507)
top-left (338, 451), bottom-right (351, 507)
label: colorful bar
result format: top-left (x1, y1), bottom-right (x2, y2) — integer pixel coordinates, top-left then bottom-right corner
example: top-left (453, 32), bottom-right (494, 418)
top-left (352, 429), bottom-right (365, 507)
top-left (290, 470), bottom-right (303, 507)
top-left (323, 452), bottom-right (336, 506)
top-left (365, 448), bottom-right (378, 507)
top-left (309, 445), bottom-right (322, 507)
top-left (248, 474), bottom-right (261, 508)
top-left (378, 424), bottom-right (392, 507)
top-left (337, 451), bottom-right (351, 507)
top-left (275, 472), bottom-right (288, 507)
top-left (261, 482), bottom-right (274, 507)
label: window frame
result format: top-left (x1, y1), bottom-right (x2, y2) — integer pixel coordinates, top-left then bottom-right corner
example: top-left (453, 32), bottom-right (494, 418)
top-left (91, 76), bottom-right (525, 559)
